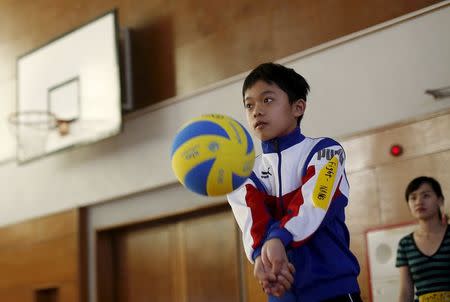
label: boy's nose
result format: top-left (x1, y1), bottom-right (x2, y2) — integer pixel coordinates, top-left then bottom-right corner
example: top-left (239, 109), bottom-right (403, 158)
top-left (253, 111), bottom-right (263, 117)
top-left (253, 104), bottom-right (263, 117)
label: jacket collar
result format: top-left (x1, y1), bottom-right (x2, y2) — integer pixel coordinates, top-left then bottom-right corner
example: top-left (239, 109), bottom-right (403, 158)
top-left (261, 127), bottom-right (305, 154)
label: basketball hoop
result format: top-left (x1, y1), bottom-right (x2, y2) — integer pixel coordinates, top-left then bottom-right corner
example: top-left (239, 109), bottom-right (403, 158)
top-left (8, 111), bottom-right (76, 134)
top-left (8, 111), bottom-right (72, 161)
top-left (8, 111), bottom-right (58, 130)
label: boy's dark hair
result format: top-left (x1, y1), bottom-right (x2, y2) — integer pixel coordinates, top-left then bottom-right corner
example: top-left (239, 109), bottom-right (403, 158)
top-left (404, 176), bottom-right (444, 202)
top-left (242, 62), bottom-right (310, 125)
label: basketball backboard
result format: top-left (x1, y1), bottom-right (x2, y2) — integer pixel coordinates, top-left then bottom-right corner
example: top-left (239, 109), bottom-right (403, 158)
top-left (14, 10), bottom-right (122, 163)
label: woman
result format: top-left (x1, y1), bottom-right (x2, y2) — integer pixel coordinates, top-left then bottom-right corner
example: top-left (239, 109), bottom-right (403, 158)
top-left (396, 176), bottom-right (450, 302)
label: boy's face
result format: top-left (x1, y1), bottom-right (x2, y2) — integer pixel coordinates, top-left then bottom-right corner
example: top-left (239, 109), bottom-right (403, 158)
top-left (243, 80), bottom-right (305, 141)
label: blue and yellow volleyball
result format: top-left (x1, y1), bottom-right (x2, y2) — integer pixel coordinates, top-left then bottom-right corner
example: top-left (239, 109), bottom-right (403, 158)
top-left (171, 114), bottom-right (255, 196)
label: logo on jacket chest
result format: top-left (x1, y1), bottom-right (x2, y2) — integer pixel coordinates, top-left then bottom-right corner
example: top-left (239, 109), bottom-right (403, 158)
top-left (261, 167), bottom-right (272, 179)
top-left (317, 148), bottom-right (345, 164)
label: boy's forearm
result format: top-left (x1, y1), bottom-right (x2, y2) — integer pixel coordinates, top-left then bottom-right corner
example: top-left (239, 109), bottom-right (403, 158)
top-left (262, 238), bottom-right (288, 273)
top-left (228, 183), bottom-right (276, 262)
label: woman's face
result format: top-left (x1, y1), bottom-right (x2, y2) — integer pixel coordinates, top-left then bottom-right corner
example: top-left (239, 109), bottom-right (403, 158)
top-left (407, 183), bottom-right (443, 221)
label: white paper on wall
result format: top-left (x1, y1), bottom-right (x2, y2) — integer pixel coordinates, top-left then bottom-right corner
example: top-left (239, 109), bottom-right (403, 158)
top-left (366, 222), bottom-right (418, 302)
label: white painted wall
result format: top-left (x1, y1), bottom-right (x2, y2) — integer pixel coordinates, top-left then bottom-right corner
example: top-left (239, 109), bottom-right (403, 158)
top-left (0, 3), bottom-right (449, 227)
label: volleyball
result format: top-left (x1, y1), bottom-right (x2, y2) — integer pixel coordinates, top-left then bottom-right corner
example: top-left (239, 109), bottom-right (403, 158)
top-left (171, 114), bottom-right (255, 196)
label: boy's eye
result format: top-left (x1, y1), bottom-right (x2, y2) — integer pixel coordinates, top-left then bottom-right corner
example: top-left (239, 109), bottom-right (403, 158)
top-left (244, 103), bottom-right (253, 109)
top-left (264, 97), bottom-right (273, 103)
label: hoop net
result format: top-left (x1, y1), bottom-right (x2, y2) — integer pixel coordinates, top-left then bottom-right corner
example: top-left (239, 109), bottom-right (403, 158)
top-left (8, 111), bottom-right (58, 161)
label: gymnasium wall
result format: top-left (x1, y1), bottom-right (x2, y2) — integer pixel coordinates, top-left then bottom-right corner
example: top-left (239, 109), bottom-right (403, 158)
top-left (3, 0), bottom-right (440, 162)
top-left (1, 2), bottom-right (449, 302)
top-left (343, 111), bottom-right (450, 301)
top-left (86, 110), bottom-right (450, 302)
top-left (0, 2), bottom-right (449, 227)
top-left (2, 112), bottom-right (447, 299)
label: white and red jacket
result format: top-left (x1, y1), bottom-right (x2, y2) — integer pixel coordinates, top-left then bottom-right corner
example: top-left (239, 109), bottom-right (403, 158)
top-left (227, 127), bottom-right (360, 301)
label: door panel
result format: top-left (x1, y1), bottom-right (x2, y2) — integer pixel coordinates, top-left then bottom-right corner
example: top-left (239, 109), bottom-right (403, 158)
top-left (113, 208), bottom-right (241, 302)
top-left (182, 211), bottom-right (241, 302)
top-left (115, 222), bottom-right (176, 302)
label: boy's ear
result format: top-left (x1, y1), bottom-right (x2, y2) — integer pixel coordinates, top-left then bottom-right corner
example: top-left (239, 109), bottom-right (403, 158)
top-left (292, 99), bottom-right (306, 117)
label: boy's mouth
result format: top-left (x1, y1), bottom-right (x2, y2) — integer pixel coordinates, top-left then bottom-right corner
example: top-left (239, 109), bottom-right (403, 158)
top-left (254, 121), bottom-right (267, 129)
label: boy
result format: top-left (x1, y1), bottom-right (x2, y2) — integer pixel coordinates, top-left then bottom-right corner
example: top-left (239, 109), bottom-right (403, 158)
top-left (227, 63), bottom-right (361, 301)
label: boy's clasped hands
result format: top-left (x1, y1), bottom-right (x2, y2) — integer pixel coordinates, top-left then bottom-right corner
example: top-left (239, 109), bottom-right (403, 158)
top-left (254, 238), bottom-right (296, 297)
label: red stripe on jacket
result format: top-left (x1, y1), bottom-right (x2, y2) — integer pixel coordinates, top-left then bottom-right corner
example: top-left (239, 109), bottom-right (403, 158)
top-left (245, 184), bottom-right (273, 249)
top-left (280, 165), bottom-right (316, 226)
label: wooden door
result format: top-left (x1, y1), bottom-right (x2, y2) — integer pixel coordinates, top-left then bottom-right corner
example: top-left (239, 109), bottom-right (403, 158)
top-left (103, 207), bottom-right (242, 302)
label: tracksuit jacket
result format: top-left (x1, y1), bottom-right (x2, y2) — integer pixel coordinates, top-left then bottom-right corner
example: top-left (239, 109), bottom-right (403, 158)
top-left (227, 127), bottom-right (360, 301)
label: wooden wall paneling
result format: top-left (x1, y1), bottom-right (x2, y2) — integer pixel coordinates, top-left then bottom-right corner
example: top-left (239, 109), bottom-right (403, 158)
top-left (349, 233), bottom-right (370, 302)
top-left (56, 282), bottom-right (80, 302)
top-left (173, 223), bottom-right (188, 302)
top-left (346, 169), bottom-right (382, 234)
top-left (0, 218), bottom-right (35, 249)
top-left (172, 0), bottom-right (442, 97)
top-left (0, 283), bottom-right (78, 302)
top-left (0, 285), bottom-right (33, 302)
top-left (120, 0), bottom-right (171, 26)
top-left (345, 169), bottom-right (381, 302)
top-left (77, 208), bottom-right (88, 302)
top-left (34, 282), bottom-right (79, 302)
top-left (96, 231), bottom-right (116, 302)
top-left (0, 209), bottom-right (77, 248)
top-left (0, 0), bottom-right (442, 109)
top-left (0, 227), bottom-right (78, 289)
top-left (0, 209), bottom-right (83, 302)
top-left (172, 0), bottom-right (254, 46)
top-left (375, 150), bottom-right (450, 225)
top-left (114, 221), bottom-right (176, 302)
top-left (182, 210), bottom-right (241, 302)
top-left (243, 256), bottom-right (267, 302)
top-left (98, 205), bottom-right (242, 302)
top-left (35, 287), bottom-right (59, 302)
top-left (173, 0), bottom-right (276, 95)
top-left (272, 0), bottom-right (442, 59)
top-left (343, 112), bottom-right (450, 173)
top-left (10, 237), bottom-right (77, 287)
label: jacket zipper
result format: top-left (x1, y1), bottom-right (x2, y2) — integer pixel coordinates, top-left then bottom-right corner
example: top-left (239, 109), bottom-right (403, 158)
top-left (273, 139), bottom-right (284, 215)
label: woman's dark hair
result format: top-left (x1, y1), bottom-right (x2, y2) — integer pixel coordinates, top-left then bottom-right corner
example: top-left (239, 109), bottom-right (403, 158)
top-left (404, 176), bottom-right (444, 202)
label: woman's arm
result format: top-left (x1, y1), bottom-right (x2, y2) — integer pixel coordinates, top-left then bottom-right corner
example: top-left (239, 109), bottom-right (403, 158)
top-left (398, 266), bottom-right (414, 302)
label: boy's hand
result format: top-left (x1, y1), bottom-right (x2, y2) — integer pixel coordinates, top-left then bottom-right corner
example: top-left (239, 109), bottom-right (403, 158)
top-left (262, 238), bottom-right (288, 275)
top-left (254, 256), bottom-right (277, 295)
top-left (271, 262), bottom-right (295, 296)
top-left (254, 255), bottom-right (295, 296)
top-left (261, 238), bottom-right (295, 297)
